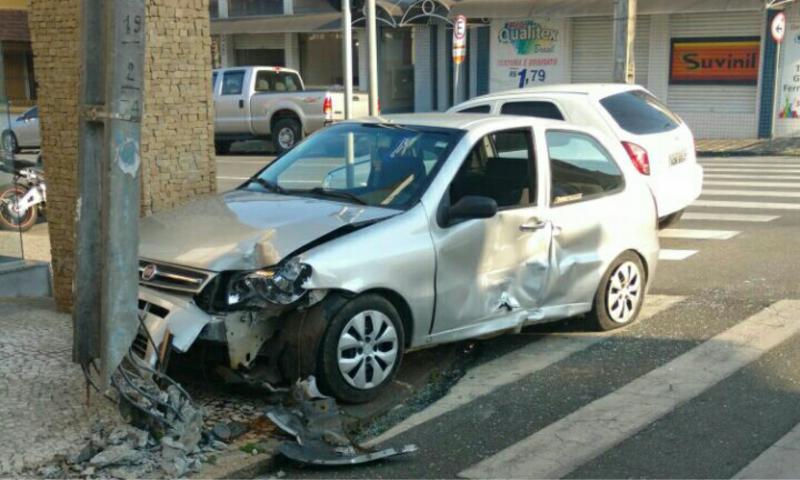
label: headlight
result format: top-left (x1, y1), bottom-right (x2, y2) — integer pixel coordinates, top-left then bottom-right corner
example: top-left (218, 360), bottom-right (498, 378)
top-left (226, 258), bottom-right (312, 306)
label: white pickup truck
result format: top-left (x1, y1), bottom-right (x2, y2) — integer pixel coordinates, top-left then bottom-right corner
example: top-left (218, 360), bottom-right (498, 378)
top-left (212, 66), bottom-right (370, 154)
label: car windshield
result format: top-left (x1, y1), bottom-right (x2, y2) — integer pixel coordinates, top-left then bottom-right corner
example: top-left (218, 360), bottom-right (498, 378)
top-left (246, 123), bottom-right (464, 209)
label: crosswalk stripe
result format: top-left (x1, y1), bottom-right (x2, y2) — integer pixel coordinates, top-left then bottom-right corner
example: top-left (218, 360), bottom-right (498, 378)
top-left (703, 168), bottom-right (800, 174)
top-left (459, 300), bottom-right (800, 480)
top-left (693, 200), bottom-right (800, 210)
top-left (705, 174), bottom-right (800, 180)
top-left (705, 180), bottom-right (800, 188)
top-left (365, 295), bottom-right (685, 447)
top-left (733, 422), bottom-right (800, 479)
top-left (702, 189), bottom-right (800, 199)
top-left (699, 163), bottom-right (800, 168)
top-left (681, 212), bottom-right (779, 222)
top-left (658, 249), bottom-right (698, 261)
top-left (659, 228), bottom-right (739, 240)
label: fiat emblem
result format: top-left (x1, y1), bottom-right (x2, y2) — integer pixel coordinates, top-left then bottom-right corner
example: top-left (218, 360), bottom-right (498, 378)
top-left (141, 264), bottom-right (158, 282)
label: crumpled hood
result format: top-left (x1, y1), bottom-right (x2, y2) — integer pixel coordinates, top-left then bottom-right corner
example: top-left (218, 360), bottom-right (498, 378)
top-left (139, 190), bottom-right (398, 272)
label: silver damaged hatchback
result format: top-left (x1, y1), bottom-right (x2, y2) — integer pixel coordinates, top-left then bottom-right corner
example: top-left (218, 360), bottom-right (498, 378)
top-left (137, 114), bottom-right (659, 403)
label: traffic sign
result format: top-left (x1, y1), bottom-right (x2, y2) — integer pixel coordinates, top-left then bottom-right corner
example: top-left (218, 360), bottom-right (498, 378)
top-left (772, 12), bottom-right (786, 44)
top-left (453, 15), bottom-right (467, 65)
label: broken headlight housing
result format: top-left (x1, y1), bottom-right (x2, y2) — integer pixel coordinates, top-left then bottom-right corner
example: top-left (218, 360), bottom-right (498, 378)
top-left (226, 258), bottom-right (312, 307)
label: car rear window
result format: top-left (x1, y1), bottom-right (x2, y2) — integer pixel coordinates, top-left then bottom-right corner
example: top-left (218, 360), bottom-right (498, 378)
top-left (599, 90), bottom-right (681, 135)
top-left (500, 101), bottom-right (564, 120)
top-left (456, 105), bottom-right (491, 114)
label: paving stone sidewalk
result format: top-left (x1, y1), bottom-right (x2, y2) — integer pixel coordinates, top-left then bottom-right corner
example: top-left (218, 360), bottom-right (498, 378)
top-left (0, 297), bottom-right (121, 475)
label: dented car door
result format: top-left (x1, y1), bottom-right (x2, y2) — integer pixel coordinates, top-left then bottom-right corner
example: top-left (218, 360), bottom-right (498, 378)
top-left (428, 128), bottom-right (552, 338)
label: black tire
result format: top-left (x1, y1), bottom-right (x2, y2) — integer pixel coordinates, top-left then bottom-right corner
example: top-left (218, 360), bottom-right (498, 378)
top-left (658, 209), bottom-right (684, 229)
top-left (271, 118), bottom-right (302, 155)
top-left (316, 294), bottom-right (405, 404)
top-left (0, 185), bottom-right (38, 231)
top-left (587, 251), bottom-right (646, 331)
top-left (215, 140), bottom-right (233, 155)
top-left (2, 130), bottom-right (19, 154)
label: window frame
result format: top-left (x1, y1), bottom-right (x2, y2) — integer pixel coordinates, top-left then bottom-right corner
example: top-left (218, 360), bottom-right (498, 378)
top-left (221, 70), bottom-right (246, 96)
top-left (442, 127), bottom-right (538, 218)
top-left (545, 128), bottom-right (626, 208)
top-left (500, 100), bottom-right (565, 121)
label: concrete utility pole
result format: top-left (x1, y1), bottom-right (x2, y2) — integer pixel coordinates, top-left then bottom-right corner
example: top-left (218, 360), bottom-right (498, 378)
top-left (342, 0), bottom-right (354, 119)
top-left (73, 0), bottom-right (146, 386)
top-left (612, 0), bottom-right (637, 84)
top-left (366, 0), bottom-right (379, 116)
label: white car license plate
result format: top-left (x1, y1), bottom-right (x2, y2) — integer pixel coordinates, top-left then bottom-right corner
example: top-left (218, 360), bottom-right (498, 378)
top-left (669, 151), bottom-right (687, 166)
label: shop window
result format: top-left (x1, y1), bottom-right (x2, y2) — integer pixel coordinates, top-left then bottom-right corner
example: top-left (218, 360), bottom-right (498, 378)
top-left (235, 49), bottom-right (285, 67)
top-left (299, 33), bottom-right (358, 87)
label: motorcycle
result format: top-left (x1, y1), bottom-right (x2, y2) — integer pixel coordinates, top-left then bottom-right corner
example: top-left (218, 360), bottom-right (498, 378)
top-left (0, 155), bottom-right (46, 232)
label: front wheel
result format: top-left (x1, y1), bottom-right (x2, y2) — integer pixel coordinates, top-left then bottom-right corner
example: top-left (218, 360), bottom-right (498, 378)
top-left (2, 130), bottom-right (19, 154)
top-left (0, 185), bottom-right (38, 231)
top-left (316, 294), bottom-right (405, 404)
top-left (587, 252), bottom-right (646, 331)
top-left (271, 118), bottom-right (302, 155)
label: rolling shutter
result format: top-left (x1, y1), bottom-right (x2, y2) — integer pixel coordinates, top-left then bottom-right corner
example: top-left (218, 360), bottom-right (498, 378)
top-left (571, 16), bottom-right (651, 86)
top-left (667, 12), bottom-right (762, 139)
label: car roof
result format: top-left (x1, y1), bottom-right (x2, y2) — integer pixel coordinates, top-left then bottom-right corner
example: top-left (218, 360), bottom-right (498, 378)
top-left (356, 113), bottom-right (569, 131)
top-left (461, 83), bottom-right (644, 104)
top-left (213, 66), bottom-right (300, 75)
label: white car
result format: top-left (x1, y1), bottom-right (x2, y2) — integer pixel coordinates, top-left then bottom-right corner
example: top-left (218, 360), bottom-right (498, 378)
top-left (2, 106), bottom-right (40, 154)
top-left (449, 84), bottom-right (703, 227)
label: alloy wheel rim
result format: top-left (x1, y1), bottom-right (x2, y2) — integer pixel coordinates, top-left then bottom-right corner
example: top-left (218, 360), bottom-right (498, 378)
top-left (0, 191), bottom-right (27, 225)
top-left (606, 261), bottom-right (641, 324)
top-left (278, 127), bottom-right (295, 149)
top-left (337, 310), bottom-right (399, 390)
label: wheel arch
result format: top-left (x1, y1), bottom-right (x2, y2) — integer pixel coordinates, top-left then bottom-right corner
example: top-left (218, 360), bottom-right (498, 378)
top-left (347, 287), bottom-right (415, 349)
top-left (270, 108), bottom-right (302, 132)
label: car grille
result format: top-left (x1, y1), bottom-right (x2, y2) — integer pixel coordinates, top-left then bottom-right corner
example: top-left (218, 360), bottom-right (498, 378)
top-left (138, 259), bottom-right (211, 294)
top-left (134, 299), bottom-right (170, 361)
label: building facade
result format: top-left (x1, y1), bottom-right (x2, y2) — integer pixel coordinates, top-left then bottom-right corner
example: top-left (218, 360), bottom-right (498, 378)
top-left (211, 0), bottom-right (799, 139)
top-left (0, 0), bottom-right (36, 110)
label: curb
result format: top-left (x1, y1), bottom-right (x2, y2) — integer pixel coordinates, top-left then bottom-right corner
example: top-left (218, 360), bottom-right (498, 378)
top-left (194, 439), bottom-right (279, 479)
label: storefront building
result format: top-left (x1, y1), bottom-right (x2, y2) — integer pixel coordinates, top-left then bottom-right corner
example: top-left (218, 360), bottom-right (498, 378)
top-left (210, 0), bottom-right (800, 139)
top-left (0, 0), bottom-right (36, 110)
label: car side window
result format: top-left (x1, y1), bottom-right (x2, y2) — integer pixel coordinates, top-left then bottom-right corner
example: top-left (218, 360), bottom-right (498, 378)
top-left (456, 105), bottom-right (491, 114)
top-left (221, 70), bottom-right (245, 95)
top-left (546, 130), bottom-right (624, 206)
top-left (500, 101), bottom-right (564, 120)
top-left (449, 129), bottom-right (535, 209)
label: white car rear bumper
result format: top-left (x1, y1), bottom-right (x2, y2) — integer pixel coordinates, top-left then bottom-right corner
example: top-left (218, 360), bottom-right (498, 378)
top-left (649, 162), bottom-right (704, 218)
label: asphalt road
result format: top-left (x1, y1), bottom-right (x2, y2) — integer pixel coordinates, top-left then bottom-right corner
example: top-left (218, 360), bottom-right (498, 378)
top-left (260, 155), bottom-right (800, 479)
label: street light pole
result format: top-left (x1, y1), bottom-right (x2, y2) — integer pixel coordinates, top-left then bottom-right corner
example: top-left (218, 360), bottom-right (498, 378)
top-left (366, 0), bottom-right (379, 116)
top-left (342, 0), bottom-right (353, 119)
top-left (612, 0), bottom-right (637, 83)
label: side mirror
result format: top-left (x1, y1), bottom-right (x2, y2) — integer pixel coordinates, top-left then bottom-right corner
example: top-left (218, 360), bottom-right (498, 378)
top-left (446, 195), bottom-right (498, 225)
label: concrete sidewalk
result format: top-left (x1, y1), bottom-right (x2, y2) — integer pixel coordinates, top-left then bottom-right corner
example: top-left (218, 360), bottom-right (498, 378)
top-left (0, 297), bottom-right (120, 475)
top-left (696, 137), bottom-right (800, 157)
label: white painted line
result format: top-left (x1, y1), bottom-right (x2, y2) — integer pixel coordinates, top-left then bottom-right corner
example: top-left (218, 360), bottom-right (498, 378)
top-left (705, 180), bottom-right (800, 188)
top-left (702, 189), bottom-right (800, 199)
top-left (459, 300), bottom-right (800, 480)
top-left (658, 249), bottom-right (698, 261)
top-left (693, 200), bottom-right (800, 210)
top-left (365, 295), bottom-right (685, 447)
top-left (217, 176), bottom-right (249, 180)
top-left (699, 163), bottom-right (800, 168)
top-left (659, 228), bottom-right (739, 240)
top-left (705, 174), bottom-right (800, 180)
top-left (734, 422), bottom-right (800, 479)
top-left (702, 168), bottom-right (800, 174)
top-left (682, 212), bottom-right (779, 223)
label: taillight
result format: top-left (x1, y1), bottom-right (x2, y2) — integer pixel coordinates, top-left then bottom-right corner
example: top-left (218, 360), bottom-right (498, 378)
top-left (323, 96), bottom-right (332, 116)
top-left (622, 141), bottom-right (650, 175)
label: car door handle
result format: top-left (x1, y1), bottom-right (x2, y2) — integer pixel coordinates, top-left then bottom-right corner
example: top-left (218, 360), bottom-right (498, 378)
top-left (519, 219), bottom-right (548, 232)
top-left (238, 99), bottom-right (244, 108)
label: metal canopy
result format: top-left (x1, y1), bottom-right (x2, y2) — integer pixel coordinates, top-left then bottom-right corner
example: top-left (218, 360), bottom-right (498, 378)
top-left (400, 0), bottom-right (454, 25)
top-left (352, 0), bottom-right (400, 27)
top-left (448, 0), bottom-right (765, 18)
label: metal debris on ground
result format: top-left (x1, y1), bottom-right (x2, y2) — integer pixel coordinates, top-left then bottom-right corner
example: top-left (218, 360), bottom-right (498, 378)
top-left (266, 377), bottom-right (418, 466)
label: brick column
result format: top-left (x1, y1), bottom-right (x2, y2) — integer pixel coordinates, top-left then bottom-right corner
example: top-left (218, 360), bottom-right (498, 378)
top-left (28, 0), bottom-right (217, 311)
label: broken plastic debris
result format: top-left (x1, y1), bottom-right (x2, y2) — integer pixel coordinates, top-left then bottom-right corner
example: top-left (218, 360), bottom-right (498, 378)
top-left (266, 376), bottom-right (418, 466)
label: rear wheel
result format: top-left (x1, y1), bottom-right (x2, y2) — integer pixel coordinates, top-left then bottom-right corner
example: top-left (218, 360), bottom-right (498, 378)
top-left (317, 294), bottom-right (404, 404)
top-left (2, 130), bottom-right (19, 154)
top-left (658, 209), bottom-right (684, 229)
top-left (587, 252), bottom-right (646, 331)
top-left (272, 118), bottom-right (302, 155)
top-left (0, 185), bottom-right (37, 231)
